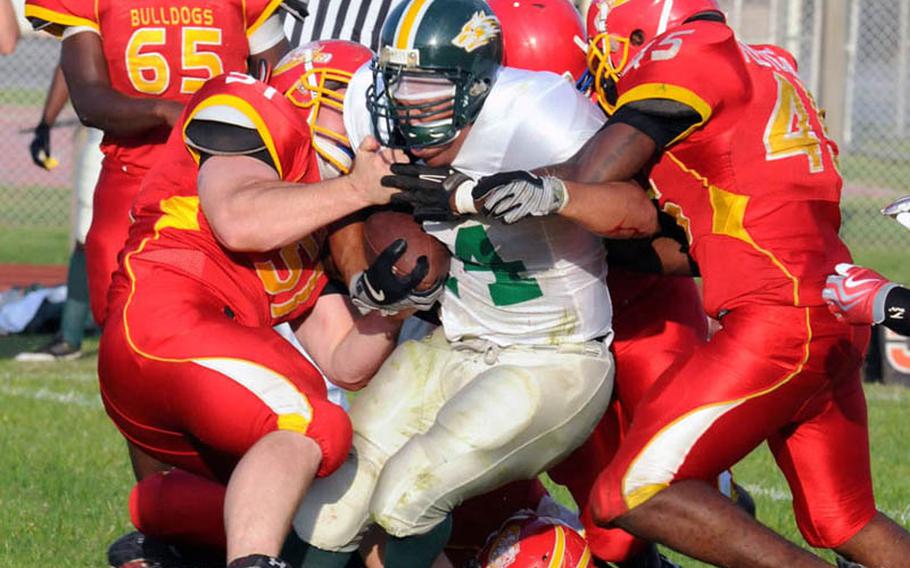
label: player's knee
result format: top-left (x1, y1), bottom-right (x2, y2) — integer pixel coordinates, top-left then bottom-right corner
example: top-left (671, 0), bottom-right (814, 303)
top-left (588, 465), bottom-right (667, 526)
top-left (370, 450), bottom-right (452, 538)
top-left (436, 366), bottom-right (538, 450)
top-left (293, 400), bottom-right (352, 477)
top-left (796, 509), bottom-right (874, 550)
top-left (292, 452), bottom-right (379, 552)
top-left (374, 506), bottom-right (444, 539)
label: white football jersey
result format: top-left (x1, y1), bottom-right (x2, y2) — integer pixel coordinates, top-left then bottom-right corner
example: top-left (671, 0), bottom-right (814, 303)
top-left (344, 66), bottom-right (612, 346)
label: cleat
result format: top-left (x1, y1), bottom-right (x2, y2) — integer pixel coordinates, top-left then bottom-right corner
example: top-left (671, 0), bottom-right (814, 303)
top-left (732, 482), bottom-right (757, 518)
top-left (107, 531), bottom-right (220, 568)
top-left (14, 338), bottom-right (81, 362)
top-left (835, 555), bottom-right (866, 568)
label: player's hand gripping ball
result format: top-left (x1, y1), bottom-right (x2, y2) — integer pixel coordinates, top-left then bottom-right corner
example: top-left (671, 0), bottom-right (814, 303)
top-left (363, 210), bottom-right (450, 291)
top-left (351, 210), bottom-right (450, 314)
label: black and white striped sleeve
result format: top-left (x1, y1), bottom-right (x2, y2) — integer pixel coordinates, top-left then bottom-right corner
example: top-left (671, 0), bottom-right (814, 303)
top-left (283, 0), bottom-right (402, 51)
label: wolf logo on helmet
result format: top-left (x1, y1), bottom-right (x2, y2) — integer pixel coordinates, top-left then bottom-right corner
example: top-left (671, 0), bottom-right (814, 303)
top-left (452, 11), bottom-right (502, 52)
top-left (367, 0), bottom-right (504, 149)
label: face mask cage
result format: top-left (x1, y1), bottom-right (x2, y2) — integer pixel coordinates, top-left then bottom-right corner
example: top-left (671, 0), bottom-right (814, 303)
top-left (281, 63), bottom-right (355, 174)
top-left (367, 61), bottom-right (488, 150)
top-left (587, 30), bottom-right (630, 114)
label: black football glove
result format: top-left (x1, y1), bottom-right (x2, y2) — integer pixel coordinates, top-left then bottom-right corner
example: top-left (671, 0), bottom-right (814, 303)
top-left (29, 121), bottom-right (54, 170)
top-left (472, 170), bottom-right (568, 224)
top-left (350, 239), bottom-right (444, 315)
top-left (382, 163), bottom-right (477, 222)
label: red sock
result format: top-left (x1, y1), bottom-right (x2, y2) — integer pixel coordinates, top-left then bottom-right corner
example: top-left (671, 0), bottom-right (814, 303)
top-left (129, 469), bottom-right (227, 551)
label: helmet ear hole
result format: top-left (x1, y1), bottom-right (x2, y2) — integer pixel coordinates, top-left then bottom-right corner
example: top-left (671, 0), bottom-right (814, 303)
top-left (630, 29), bottom-right (646, 46)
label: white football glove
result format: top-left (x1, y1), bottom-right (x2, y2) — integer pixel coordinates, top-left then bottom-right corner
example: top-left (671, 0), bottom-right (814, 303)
top-left (473, 171), bottom-right (569, 224)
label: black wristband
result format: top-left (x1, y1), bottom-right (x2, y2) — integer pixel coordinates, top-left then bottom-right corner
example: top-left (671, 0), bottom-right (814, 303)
top-left (883, 286), bottom-right (910, 336)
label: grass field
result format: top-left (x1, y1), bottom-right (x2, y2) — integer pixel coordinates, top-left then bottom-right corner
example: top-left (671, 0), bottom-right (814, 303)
top-left (1, 334), bottom-right (908, 567)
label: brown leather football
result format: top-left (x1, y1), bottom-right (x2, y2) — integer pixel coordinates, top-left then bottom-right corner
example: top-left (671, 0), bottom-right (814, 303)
top-left (363, 210), bottom-right (451, 291)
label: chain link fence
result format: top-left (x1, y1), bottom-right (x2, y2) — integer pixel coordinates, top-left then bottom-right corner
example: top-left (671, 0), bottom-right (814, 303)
top-left (1, 2), bottom-right (909, 273)
top-left (0, 33), bottom-right (76, 265)
top-left (720, 0), bottom-right (910, 278)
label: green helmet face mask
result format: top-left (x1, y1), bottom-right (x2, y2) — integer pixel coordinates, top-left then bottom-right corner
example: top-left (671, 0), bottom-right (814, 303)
top-left (367, 0), bottom-right (504, 150)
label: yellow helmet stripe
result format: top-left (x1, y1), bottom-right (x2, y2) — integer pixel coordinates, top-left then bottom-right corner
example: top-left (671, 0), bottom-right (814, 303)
top-left (547, 525), bottom-right (567, 568)
top-left (576, 543), bottom-right (592, 567)
top-left (394, 0), bottom-right (432, 49)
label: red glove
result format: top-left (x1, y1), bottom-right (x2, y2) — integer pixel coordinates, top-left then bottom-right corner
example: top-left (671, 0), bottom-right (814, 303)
top-left (822, 263), bottom-right (897, 325)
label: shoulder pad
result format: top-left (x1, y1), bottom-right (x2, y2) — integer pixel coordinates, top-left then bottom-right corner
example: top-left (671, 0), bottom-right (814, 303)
top-left (185, 106), bottom-right (266, 156)
top-left (24, 0), bottom-right (99, 37)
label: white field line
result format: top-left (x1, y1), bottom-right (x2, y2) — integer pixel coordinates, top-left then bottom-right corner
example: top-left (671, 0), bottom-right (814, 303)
top-left (864, 389), bottom-right (910, 403)
top-left (0, 384), bottom-right (102, 408)
top-left (0, 369), bottom-right (98, 383)
top-left (741, 482), bottom-right (910, 524)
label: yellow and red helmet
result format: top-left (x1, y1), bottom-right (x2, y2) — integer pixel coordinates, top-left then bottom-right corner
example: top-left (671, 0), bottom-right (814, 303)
top-left (586, 0), bottom-right (723, 112)
top-left (270, 39), bottom-right (373, 174)
top-left (486, 0), bottom-right (588, 84)
top-left (476, 511), bottom-right (592, 568)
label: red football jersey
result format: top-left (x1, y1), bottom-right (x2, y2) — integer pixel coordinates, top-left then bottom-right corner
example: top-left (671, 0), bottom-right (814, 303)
top-left (614, 21), bottom-right (848, 317)
top-left (120, 72), bottom-right (327, 326)
top-left (25, 0), bottom-right (282, 172)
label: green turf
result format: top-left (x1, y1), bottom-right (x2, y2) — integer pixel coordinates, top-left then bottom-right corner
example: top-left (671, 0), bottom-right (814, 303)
top-left (0, 336), bottom-right (133, 567)
top-left (0, 225), bottom-right (70, 265)
top-left (1, 335), bottom-right (908, 566)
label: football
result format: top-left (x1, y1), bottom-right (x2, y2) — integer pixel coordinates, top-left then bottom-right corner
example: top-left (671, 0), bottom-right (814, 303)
top-left (363, 210), bottom-right (451, 291)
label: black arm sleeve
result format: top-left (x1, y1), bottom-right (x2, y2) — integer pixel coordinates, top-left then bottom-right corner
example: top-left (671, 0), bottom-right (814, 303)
top-left (610, 101), bottom-right (703, 149)
top-left (604, 203), bottom-right (700, 276)
top-left (883, 286), bottom-right (910, 336)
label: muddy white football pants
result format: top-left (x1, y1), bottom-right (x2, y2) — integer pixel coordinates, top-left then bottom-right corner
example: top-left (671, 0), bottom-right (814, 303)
top-left (293, 330), bottom-right (614, 550)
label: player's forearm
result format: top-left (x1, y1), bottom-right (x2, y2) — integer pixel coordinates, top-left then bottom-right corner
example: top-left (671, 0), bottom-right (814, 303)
top-left (66, 83), bottom-right (174, 136)
top-left (204, 175), bottom-right (373, 253)
top-left (560, 180), bottom-right (659, 238)
top-left (539, 122), bottom-right (658, 184)
top-left (40, 64), bottom-right (69, 126)
top-left (323, 312), bottom-right (400, 390)
top-left (328, 220), bottom-right (368, 285)
top-left (0, 0), bottom-right (19, 55)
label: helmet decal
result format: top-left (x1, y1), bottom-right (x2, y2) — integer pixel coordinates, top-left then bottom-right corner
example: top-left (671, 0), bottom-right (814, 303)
top-left (657, 0), bottom-right (676, 35)
top-left (452, 11), bottom-right (502, 53)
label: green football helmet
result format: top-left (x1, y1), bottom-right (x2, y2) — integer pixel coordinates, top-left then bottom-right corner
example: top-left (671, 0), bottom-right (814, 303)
top-left (367, 0), bottom-right (504, 149)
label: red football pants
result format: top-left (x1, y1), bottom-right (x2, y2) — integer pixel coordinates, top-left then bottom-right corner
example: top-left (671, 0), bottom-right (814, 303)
top-left (589, 304), bottom-right (875, 548)
top-left (550, 275), bottom-right (708, 561)
top-left (85, 159), bottom-right (145, 325)
top-left (99, 254), bottom-right (352, 482)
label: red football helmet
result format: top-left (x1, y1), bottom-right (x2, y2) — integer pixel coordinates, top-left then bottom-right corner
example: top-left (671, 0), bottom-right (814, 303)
top-left (476, 511), bottom-right (592, 568)
top-left (586, 0), bottom-right (723, 112)
top-left (487, 0), bottom-right (588, 83)
top-left (270, 39), bottom-right (373, 173)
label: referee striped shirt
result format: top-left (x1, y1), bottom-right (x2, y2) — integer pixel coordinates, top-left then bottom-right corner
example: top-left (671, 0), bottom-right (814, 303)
top-left (283, 0), bottom-right (404, 51)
